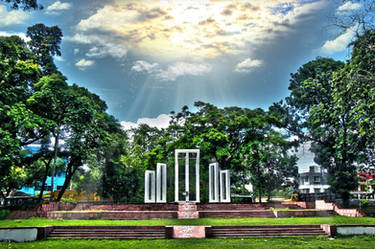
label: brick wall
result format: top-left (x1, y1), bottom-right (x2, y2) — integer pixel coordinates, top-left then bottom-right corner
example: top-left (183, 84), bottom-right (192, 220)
top-left (47, 211), bottom-right (177, 219)
top-left (282, 201), bottom-right (315, 209)
top-left (6, 210), bottom-right (38, 219)
top-left (8, 202), bottom-right (76, 219)
top-left (274, 210), bottom-right (334, 218)
top-left (315, 200), bottom-right (364, 217)
top-left (197, 203), bottom-right (276, 210)
top-left (83, 204), bottom-right (178, 211)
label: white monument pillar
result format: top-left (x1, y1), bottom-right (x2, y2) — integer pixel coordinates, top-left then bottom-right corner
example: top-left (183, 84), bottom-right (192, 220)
top-left (156, 163), bottom-right (167, 203)
top-left (220, 170), bottom-right (231, 203)
top-left (209, 163), bottom-right (220, 203)
top-left (144, 170), bottom-right (155, 203)
top-left (174, 149), bottom-right (200, 203)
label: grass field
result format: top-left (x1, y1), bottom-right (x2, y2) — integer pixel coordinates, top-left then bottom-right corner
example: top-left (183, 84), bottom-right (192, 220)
top-left (1, 236), bottom-right (375, 249)
top-left (0, 216), bottom-right (375, 227)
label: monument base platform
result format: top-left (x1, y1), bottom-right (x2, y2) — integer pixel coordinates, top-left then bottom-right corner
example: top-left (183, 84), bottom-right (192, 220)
top-left (177, 203), bottom-right (199, 219)
top-left (9, 201), bottom-right (337, 220)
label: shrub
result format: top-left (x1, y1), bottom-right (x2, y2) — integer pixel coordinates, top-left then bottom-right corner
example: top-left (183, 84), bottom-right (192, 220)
top-left (60, 197), bottom-right (77, 205)
top-left (0, 209), bottom-right (11, 220)
top-left (360, 199), bottom-right (370, 208)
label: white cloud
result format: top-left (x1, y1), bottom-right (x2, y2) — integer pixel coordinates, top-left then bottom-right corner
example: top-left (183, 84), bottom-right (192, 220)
top-left (320, 26), bottom-right (357, 54)
top-left (75, 59), bottom-right (95, 70)
top-left (131, 60), bottom-right (159, 73)
top-left (0, 5), bottom-right (29, 26)
top-left (156, 62), bottom-right (212, 81)
top-left (53, 56), bottom-right (64, 62)
top-left (131, 60), bottom-right (212, 81)
top-left (336, 2), bottom-right (361, 14)
top-left (121, 114), bottom-right (171, 130)
top-left (66, 34), bottom-right (128, 59)
top-left (86, 46), bottom-right (107, 58)
top-left (0, 31), bottom-right (29, 41)
top-left (66, 33), bottom-right (92, 44)
top-left (234, 58), bottom-right (263, 73)
top-left (73, 48), bottom-right (80, 55)
top-left (46, 1), bottom-right (72, 15)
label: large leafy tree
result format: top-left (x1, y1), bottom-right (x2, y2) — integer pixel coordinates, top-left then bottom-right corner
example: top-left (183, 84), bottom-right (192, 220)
top-left (101, 131), bottom-right (145, 202)
top-left (0, 36), bottom-right (47, 199)
top-left (0, 28), bottom-right (123, 203)
top-left (343, 30), bottom-right (375, 167)
top-left (283, 30), bottom-right (375, 205)
top-left (55, 85), bottom-right (121, 201)
top-left (283, 57), bottom-right (358, 205)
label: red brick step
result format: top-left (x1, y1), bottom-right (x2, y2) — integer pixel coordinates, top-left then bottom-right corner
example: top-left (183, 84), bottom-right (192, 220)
top-left (206, 225), bottom-right (327, 238)
top-left (48, 226), bottom-right (168, 239)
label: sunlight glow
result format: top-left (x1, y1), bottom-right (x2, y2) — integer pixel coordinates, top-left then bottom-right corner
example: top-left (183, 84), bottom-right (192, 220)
top-left (73, 0), bottom-right (327, 61)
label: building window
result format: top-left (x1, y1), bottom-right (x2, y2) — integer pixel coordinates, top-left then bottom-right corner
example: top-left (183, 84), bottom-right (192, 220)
top-left (313, 176), bottom-right (320, 184)
top-left (304, 176), bottom-right (309, 184)
top-left (302, 189), bottom-right (310, 193)
top-left (314, 188), bottom-right (320, 193)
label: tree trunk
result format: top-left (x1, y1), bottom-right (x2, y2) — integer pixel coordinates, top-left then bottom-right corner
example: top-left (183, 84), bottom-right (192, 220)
top-left (258, 185), bottom-right (262, 204)
top-left (50, 132), bottom-right (59, 200)
top-left (341, 191), bottom-right (350, 208)
top-left (267, 189), bottom-right (272, 202)
top-left (38, 158), bottom-right (52, 203)
top-left (0, 191), bottom-right (6, 205)
top-left (56, 165), bottom-right (78, 201)
top-left (0, 191), bottom-right (5, 200)
top-left (3, 189), bottom-right (11, 206)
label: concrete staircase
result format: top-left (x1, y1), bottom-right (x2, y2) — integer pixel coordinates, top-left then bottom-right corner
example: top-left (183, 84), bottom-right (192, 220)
top-left (48, 226), bottom-right (168, 239)
top-left (206, 225), bottom-right (327, 238)
top-left (45, 225), bottom-right (328, 239)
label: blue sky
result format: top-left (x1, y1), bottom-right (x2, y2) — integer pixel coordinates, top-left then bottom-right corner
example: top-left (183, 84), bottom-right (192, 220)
top-left (0, 0), bottom-right (361, 130)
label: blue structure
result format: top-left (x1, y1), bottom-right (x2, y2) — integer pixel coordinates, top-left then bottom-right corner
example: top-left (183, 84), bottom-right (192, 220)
top-left (20, 143), bottom-right (67, 196)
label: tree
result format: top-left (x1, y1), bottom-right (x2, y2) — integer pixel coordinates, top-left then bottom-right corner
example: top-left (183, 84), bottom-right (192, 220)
top-left (27, 73), bottom-right (72, 199)
top-left (334, 0), bottom-right (375, 33)
top-left (101, 131), bottom-right (145, 202)
top-left (283, 33), bottom-right (375, 205)
top-left (316, 30), bottom-right (375, 203)
top-left (284, 57), bottom-right (359, 206)
top-left (1, 29), bottom-right (123, 203)
top-left (1, 0), bottom-right (42, 10)
top-left (55, 87), bottom-right (121, 201)
top-left (0, 36), bottom-right (48, 200)
top-left (26, 24), bottom-right (63, 75)
top-left (344, 30), bottom-right (375, 167)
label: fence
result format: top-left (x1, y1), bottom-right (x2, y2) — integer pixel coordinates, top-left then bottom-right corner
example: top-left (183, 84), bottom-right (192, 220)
top-left (299, 193), bottom-right (337, 202)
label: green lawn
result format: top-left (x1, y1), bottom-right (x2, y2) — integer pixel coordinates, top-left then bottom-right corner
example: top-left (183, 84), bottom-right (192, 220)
top-left (1, 236), bottom-right (375, 249)
top-left (1, 216), bottom-right (375, 227)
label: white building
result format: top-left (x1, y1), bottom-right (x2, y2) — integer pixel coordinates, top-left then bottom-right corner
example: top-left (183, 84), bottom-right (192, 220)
top-left (298, 166), bottom-right (330, 194)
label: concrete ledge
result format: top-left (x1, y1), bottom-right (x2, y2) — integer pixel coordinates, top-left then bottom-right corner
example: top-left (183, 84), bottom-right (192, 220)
top-left (336, 225), bottom-right (375, 236)
top-left (0, 228), bottom-right (38, 242)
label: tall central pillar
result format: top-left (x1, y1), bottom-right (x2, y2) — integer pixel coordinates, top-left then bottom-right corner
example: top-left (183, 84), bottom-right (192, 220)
top-left (174, 149), bottom-right (200, 203)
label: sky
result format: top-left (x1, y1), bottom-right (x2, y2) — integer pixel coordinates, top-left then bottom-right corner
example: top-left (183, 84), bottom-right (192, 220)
top-left (0, 0), bottom-right (364, 168)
